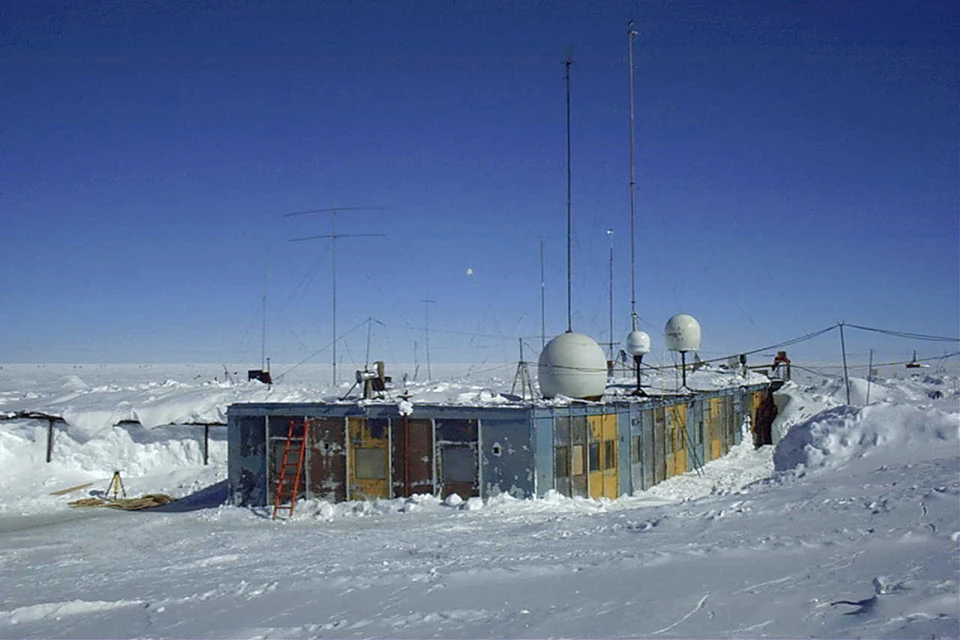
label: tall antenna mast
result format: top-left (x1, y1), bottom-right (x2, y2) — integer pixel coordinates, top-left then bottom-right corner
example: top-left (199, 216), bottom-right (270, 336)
top-left (261, 248), bottom-right (269, 371)
top-left (623, 21), bottom-right (651, 395)
top-left (628, 21), bottom-right (639, 331)
top-left (565, 50), bottom-right (574, 333)
top-left (420, 299), bottom-right (435, 380)
top-left (540, 237), bottom-right (546, 349)
top-left (607, 229), bottom-right (614, 360)
top-left (286, 206), bottom-right (386, 386)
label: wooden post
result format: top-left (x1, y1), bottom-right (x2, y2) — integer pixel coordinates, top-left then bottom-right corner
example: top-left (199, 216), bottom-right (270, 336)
top-left (46, 419), bottom-right (55, 463)
top-left (204, 425), bottom-right (210, 466)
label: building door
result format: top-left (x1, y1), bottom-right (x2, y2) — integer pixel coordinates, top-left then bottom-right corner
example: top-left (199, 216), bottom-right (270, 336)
top-left (436, 419), bottom-right (479, 500)
top-left (391, 417), bottom-right (434, 497)
top-left (348, 417), bottom-right (390, 500)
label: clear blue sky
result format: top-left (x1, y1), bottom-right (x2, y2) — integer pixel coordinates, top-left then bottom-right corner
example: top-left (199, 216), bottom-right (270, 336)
top-left (2, 0), bottom-right (957, 369)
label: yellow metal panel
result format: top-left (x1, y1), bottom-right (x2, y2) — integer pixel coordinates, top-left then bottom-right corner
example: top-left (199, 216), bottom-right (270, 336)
top-left (602, 413), bottom-right (618, 498)
top-left (587, 415), bottom-right (604, 440)
top-left (665, 404), bottom-right (688, 475)
top-left (665, 449), bottom-right (687, 478)
top-left (667, 404), bottom-right (687, 452)
top-left (586, 414), bottom-right (619, 499)
top-left (705, 397), bottom-right (724, 461)
top-left (711, 439), bottom-right (723, 461)
top-left (347, 417), bottom-right (389, 500)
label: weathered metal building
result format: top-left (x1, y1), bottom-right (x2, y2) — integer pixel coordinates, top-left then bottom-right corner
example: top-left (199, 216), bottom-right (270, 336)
top-left (227, 382), bottom-right (773, 507)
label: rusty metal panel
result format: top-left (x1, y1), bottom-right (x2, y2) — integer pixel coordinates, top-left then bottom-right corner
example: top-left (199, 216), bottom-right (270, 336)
top-left (348, 417), bottom-right (390, 500)
top-left (391, 417), bottom-right (434, 497)
top-left (307, 416), bottom-right (346, 503)
top-left (481, 418), bottom-right (534, 498)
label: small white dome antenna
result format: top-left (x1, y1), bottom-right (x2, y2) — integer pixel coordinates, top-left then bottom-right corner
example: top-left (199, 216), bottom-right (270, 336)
top-left (625, 328), bottom-right (650, 395)
top-left (665, 313), bottom-right (701, 390)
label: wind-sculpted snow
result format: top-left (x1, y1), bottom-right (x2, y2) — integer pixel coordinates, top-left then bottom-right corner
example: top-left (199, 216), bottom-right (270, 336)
top-left (774, 402), bottom-right (960, 474)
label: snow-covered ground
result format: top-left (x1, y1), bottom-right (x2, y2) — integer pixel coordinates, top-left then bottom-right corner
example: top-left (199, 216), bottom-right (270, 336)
top-left (0, 363), bottom-right (957, 638)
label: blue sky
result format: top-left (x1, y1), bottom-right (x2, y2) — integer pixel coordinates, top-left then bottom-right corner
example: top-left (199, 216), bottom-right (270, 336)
top-left (2, 0), bottom-right (957, 369)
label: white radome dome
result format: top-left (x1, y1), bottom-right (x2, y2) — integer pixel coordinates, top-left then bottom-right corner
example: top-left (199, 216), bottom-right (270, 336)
top-left (538, 332), bottom-right (607, 400)
top-left (665, 313), bottom-right (701, 352)
top-left (624, 330), bottom-right (651, 356)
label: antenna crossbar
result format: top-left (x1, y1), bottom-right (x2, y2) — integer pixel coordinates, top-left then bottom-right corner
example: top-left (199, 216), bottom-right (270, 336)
top-left (284, 206), bottom-right (387, 218)
top-left (285, 206), bottom-right (387, 386)
top-left (290, 233), bottom-right (385, 242)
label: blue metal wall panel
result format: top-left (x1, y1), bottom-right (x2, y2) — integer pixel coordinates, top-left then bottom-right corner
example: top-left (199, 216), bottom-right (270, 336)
top-left (480, 418), bottom-right (535, 498)
top-left (533, 412), bottom-right (555, 497)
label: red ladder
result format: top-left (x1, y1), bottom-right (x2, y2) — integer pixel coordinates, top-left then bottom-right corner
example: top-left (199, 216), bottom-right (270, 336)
top-left (272, 419), bottom-right (308, 520)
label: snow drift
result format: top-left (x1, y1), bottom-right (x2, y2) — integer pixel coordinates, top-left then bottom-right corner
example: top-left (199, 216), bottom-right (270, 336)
top-left (774, 402), bottom-right (959, 474)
